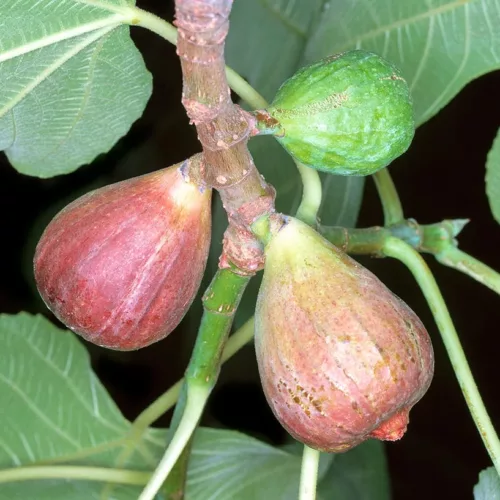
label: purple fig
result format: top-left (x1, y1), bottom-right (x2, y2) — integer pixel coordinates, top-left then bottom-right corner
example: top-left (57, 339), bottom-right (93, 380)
top-left (255, 217), bottom-right (434, 452)
top-left (34, 165), bottom-right (211, 351)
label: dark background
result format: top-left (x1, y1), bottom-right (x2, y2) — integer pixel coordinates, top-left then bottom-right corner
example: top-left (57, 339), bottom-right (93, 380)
top-left (1, 1), bottom-right (499, 498)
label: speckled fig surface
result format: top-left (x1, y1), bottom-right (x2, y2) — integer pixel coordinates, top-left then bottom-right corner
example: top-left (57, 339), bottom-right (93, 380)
top-left (255, 217), bottom-right (434, 452)
top-left (34, 165), bottom-right (211, 351)
top-left (266, 50), bottom-right (415, 176)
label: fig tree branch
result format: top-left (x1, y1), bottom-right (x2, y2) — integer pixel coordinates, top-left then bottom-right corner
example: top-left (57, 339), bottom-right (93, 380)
top-left (174, 0), bottom-right (275, 271)
top-left (141, 1), bottom-right (277, 496)
top-left (129, 6), bottom-right (323, 225)
top-left (321, 218), bottom-right (463, 255)
top-left (321, 219), bottom-right (500, 296)
top-left (140, 269), bottom-right (251, 500)
top-left (132, 317), bottom-right (255, 431)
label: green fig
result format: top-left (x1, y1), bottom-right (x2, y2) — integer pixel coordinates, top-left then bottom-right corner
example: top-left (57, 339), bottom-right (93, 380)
top-left (34, 165), bottom-right (211, 351)
top-left (259, 50), bottom-right (414, 175)
top-left (255, 217), bottom-right (434, 452)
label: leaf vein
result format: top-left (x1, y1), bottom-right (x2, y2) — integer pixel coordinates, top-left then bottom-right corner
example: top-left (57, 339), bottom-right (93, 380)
top-left (421, 1), bottom-right (471, 120)
top-left (13, 324), bottom-right (126, 434)
top-left (335, 0), bottom-right (475, 52)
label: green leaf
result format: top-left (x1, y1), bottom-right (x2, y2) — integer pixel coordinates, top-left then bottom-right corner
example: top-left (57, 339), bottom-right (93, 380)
top-left (0, 0), bottom-right (151, 177)
top-left (189, 434), bottom-right (389, 500)
top-left (486, 128), bottom-right (500, 224)
top-left (0, 312), bottom-right (159, 499)
top-left (187, 429), bottom-right (302, 500)
top-left (0, 313), bottom-right (131, 466)
top-left (2, 427), bottom-right (299, 500)
top-left (0, 313), bottom-right (387, 499)
top-left (317, 441), bottom-right (390, 500)
top-left (318, 173), bottom-right (365, 228)
top-left (474, 467), bottom-right (500, 500)
top-left (304, 0), bottom-right (500, 127)
top-left (0, 313), bottom-right (297, 498)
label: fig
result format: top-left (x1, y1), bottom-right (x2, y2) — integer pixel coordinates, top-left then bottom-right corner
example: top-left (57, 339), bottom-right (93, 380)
top-left (259, 50), bottom-right (414, 176)
top-left (255, 217), bottom-right (434, 452)
top-left (34, 165), bottom-right (211, 351)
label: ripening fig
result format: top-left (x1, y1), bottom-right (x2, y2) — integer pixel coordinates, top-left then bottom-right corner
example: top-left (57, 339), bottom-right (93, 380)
top-left (34, 165), bottom-right (211, 351)
top-left (257, 50), bottom-right (414, 176)
top-left (255, 217), bottom-right (434, 452)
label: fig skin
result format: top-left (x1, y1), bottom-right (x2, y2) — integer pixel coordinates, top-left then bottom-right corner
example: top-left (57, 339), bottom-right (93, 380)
top-left (255, 217), bottom-right (434, 452)
top-left (265, 50), bottom-right (415, 176)
top-left (34, 165), bottom-right (211, 351)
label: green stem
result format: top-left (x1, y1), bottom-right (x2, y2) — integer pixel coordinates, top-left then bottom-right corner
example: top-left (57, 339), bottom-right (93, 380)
top-left (299, 446), bottom-right (320, 500)
top-left (0, 465), bottom-right (149, 486)
top-left (140, 269), bottom-right (250, 500)
top-left (132, 317), bottom-right (255, 431)
top-left (383, 237), bottom-right (500, 476)
top-left (139, 385), bottom-right (208, 500)
top-left (295, 162), bottom-right (323, 226)
top-left (225, 66), bottom-right (268, 109)
top-left (319, 219), bottom-right (468, 257)
top-left (102, 318), bottom-right (255, 500)
top-left (436, 246), bottom-right (500, 296)
top-left (130, 7), bottom-right (177, 44)
top-left (372, 168), bottom-right (404, 225)
top-left (251, 215), bottom-right (273, 246)
top-left (319, 224), bottom-right (388, 255)
top-left (419, 219), bottom-right (469, 253)
top-left (186, 269), bottom-right (251, 384)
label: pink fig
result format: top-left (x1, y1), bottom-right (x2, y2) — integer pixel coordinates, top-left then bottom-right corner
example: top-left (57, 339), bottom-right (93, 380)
top-left (34, 165), bottom-right (211, 350)
top-left (255, 217), bottom-right (434, 452)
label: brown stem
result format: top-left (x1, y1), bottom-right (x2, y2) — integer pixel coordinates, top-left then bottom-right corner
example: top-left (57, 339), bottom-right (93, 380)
top-left (163, 2), bottom-right (276, 497)
top-left (175, 0), bottom-right (275, 273)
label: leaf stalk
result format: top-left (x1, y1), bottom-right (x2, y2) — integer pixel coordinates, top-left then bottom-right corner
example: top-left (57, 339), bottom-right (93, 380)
top-left (383, 238), bottom-right (500, 476)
